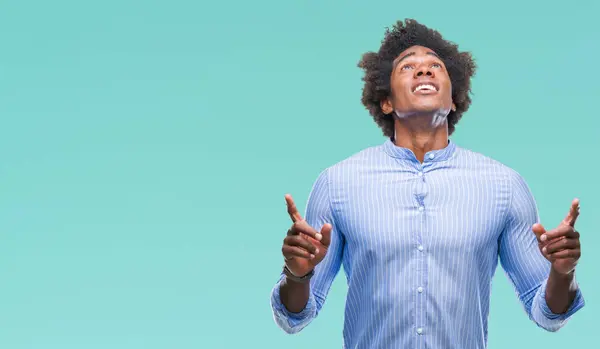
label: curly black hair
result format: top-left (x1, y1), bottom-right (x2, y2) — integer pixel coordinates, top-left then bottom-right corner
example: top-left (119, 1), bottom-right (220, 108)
top-left (358, 19), bottom-right (477, 137)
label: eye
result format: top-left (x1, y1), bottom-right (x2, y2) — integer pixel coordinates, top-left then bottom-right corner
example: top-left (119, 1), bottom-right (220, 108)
top-left (401, 64), bottom-right (414, 70)
top-left (432, 63), bottom-right (442, 68)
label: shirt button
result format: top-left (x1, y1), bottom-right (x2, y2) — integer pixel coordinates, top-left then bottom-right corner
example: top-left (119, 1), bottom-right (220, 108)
top-left (417, 171), bottom-right (423, 177)
top-left (417, 328), bottom-right (423, 335)
top-left (417, 245), bottom-right (424, 251)
top-left (428, 154), bottom-right (435, 160)
top-left (417, 287), bottom-right (424, 293)
top-left (418, 206), bottom-right (424, 212)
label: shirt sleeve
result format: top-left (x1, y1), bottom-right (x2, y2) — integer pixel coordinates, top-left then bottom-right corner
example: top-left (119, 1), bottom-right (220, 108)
top-left (498, 169), bottom-right (585, 332)
top-left (270, 168), bottom-right (345, 334)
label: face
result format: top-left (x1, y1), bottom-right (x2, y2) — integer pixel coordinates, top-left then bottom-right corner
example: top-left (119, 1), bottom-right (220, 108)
top-left (381, 45), bottom-right (455, 125)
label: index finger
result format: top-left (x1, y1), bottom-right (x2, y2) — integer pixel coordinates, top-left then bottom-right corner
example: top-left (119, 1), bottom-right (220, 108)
top-left (562, 198), bottom-right (580, 227)
top-left (285, 194), bottom-right (303, 223)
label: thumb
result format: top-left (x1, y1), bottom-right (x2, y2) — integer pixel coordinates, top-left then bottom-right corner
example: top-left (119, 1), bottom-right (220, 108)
top-left (319, 223), bottom-right (333, 247)
top-left (532, 223), bottom-right (547, 242)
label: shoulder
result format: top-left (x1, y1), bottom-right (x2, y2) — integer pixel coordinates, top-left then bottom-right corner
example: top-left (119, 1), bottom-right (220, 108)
top-left (319, 143), bottom-right (388, 180)
top-left (306, 144), bottom-right (384, 203)
top-left (454, 146), bottom-right (523, 178)
top-left (454, 145), bottom-right (531, 192)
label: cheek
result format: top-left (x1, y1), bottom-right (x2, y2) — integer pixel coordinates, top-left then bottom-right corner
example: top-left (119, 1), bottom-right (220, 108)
top-left (445, 89), bottom-right (453, 102)
top-left (443, 82), bottom-right (453, 102)
top-left (389, 82), bottom-right (409, 106)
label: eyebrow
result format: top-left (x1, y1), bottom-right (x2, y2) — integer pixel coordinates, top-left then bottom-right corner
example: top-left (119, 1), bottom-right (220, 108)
top-left (394, 51), bottom-right (441, 67)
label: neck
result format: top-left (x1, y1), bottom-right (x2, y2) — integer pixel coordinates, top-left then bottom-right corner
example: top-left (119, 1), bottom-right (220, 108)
top-left (393, 114), bottom-right (449, 162)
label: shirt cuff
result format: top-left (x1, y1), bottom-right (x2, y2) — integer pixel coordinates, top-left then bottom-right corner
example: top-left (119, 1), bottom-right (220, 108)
top-left (270, 275), bottom-right (317, 333)
top-left (532, 277), bottom-right (585, 331)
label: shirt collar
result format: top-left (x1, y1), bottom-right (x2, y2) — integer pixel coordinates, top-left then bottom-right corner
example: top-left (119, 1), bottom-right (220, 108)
top-left (382, 137), bottom-right (456, 163)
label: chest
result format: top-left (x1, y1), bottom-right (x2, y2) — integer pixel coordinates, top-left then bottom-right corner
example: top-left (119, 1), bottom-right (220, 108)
top-left (331, 168), bottom-right (508, 256)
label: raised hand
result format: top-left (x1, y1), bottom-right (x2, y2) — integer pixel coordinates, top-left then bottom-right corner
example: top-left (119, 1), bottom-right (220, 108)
top-left (282, 194), bottom-right (332, 277)
top-left (532, 198), bottom-right (581, 275)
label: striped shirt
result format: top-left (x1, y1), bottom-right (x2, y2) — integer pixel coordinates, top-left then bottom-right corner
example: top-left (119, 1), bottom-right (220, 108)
top-left (270, 139), bottom-right (585, 349)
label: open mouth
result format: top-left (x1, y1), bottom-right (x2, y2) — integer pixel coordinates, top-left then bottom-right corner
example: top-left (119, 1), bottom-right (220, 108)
top-left (412, 83), bottom-right (439, 95)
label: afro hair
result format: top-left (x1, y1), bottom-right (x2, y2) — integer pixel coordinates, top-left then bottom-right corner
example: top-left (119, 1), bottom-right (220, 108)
top-left (358, 18), bottom-right (477, 137)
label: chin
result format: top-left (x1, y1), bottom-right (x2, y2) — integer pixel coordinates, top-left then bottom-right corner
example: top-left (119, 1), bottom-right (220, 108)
top-left (413, 105), bottom-right (449, 114)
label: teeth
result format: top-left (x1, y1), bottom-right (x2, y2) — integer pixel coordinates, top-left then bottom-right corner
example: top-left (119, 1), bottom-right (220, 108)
top-left (414, 84), bottom-right (437, 92)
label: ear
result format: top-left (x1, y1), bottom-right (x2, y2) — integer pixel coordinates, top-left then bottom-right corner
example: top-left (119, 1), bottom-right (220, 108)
top-left (381, 98), bottom-right (394, 115)
top-left (451, 102), bottom-right (456, 112)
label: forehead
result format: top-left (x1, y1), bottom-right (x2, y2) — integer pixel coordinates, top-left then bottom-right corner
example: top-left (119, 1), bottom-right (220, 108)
top-left (399, 45), bottom-right (436, 57)
top-left (394, 45), bottom-right (439, 63)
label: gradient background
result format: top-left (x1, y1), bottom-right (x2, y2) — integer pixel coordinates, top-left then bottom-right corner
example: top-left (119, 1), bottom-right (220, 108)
top-left (0, 0), bottom-right (598, 348)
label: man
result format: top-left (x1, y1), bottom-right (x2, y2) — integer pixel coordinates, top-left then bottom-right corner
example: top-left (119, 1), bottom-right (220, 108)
top-left (270, 19), bottom-right (585, 348)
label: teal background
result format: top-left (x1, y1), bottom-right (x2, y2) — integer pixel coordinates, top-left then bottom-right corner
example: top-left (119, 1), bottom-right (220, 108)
top-left (0, 0), bottom-right (597, 348)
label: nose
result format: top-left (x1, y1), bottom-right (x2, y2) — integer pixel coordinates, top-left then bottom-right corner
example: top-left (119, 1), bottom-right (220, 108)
top-left (414, 66), bottom-right (435, 78)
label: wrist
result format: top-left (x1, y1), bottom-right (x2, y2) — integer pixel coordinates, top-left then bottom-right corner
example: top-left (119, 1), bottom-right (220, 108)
top-left (283, 265), bottom-right (314, 283)
top-left (550, 265), bottom-right (575, 280)
top-left (549, 267), bottom-right (577, 292)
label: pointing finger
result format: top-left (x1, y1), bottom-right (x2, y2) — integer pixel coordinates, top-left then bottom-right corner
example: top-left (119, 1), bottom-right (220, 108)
top-left (562, 198), bottom-right (580, 227)
top-left (285, 194), bottom-right (303, 223)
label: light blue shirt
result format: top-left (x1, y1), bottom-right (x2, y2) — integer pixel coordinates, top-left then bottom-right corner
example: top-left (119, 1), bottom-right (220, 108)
top-left (270, 139), bottom-right (584, 349)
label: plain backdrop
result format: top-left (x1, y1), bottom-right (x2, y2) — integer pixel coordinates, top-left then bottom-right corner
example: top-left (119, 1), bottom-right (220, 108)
top-left (0, 0), bottom-right (598, 348)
